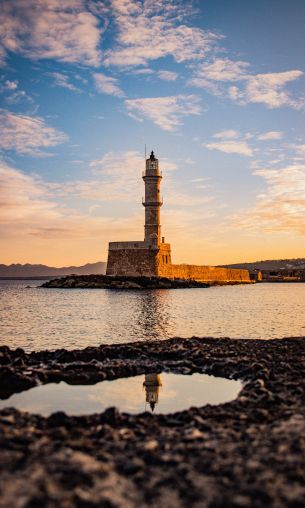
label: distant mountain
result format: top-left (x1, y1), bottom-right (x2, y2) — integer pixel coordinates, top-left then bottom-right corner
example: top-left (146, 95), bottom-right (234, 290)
top-left (221, 258), bottom-right (305, 271)
top-left (0, 262), bottom-right (107, 278)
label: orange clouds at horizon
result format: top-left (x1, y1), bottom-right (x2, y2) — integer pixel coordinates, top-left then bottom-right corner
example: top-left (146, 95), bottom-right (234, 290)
top-left (2, 151), bottom-right (305, 267)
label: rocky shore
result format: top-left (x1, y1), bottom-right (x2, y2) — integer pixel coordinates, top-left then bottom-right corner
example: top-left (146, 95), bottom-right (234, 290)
top-left (41, 274), bottom-right (210, 289)
top-left (1, 337), bottom-right (305, 507)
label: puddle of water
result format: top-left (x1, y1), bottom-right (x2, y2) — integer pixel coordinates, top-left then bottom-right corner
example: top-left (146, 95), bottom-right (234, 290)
top-left (0, 373), bottom-right (242, 416)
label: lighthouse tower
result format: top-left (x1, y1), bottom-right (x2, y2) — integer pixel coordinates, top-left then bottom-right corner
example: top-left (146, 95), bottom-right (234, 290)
top-left (106, 149), bottom-right (172, 277)
top-left (142, 151), bottom-right (162, 245)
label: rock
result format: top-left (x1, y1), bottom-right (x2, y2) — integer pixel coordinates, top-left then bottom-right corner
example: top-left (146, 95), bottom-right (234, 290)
top-left (41, 275), bottom-right (210, 290)
top-left (101, 407), bottom-right (120, 425)
top-left (1, 337), bottom-right (305, 506)
top-left (48, 411), bottom-right (69, 427)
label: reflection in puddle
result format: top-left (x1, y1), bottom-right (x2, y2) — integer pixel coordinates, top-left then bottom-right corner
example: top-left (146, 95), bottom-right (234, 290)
top-left (143, 373), bottom-right (162, 411)
top-left (0, 373), bottom-right (242, 416)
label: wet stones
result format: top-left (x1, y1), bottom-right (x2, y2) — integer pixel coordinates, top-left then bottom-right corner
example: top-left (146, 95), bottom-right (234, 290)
top-left (1, 337), bottom-right (305, 506)
top-left (41, 274), bottom-right (210, 290)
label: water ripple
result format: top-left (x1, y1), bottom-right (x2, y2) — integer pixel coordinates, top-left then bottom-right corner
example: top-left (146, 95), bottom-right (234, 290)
top-left (1, 281), bottom-right (305, 352)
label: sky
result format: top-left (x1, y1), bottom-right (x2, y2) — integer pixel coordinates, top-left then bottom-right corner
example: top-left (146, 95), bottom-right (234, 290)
top-left (1, 0), bottom-right (305, 266)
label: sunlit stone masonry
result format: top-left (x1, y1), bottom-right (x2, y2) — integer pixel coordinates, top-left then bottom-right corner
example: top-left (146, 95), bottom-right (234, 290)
top-left (106, 151), bottom-right (250, 284)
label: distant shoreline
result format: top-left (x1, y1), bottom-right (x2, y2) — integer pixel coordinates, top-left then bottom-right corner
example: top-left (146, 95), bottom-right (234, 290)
top-left (0, 276), bottom-right (59, 280)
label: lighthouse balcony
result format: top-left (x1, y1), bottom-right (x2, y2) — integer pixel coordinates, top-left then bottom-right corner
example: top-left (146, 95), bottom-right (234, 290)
top-left (142, 197), bottom-right (163, 206)
top-left (142, 171), bottom-right (162, 178)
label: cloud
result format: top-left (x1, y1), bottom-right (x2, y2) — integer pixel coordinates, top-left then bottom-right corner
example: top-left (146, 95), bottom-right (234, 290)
top-left (0, 152), bottom-right (216, 263)
top-left (0, 109), bottom-right (67, 156)
top-left (49, 72), bottom-right (81, 93)
top-left (234, 164), bottom-right (305, 235)
top-left (0, 0), bottom-right (103, 67)
top-left (70, 150), bottom-right (177, 202)
top-left (257, 131), bottom-right (283, 141)
top-left (213, 130), bottom-right (240, 139)
top-left (158, 70), bottom-right (178, 81)
top-left (0, 162), bottom-right (60, 224)
top-left (93, 72), bottom-right (124, 97)
top-left (104, 0), bottom-right (220, 67)
top-left (204, 140), bottom-right (253, 157)
top-left (205, 130), bottom-right (253, 156)
top-left (125, 95), bottom-right (201, 131)
top-left (73, 150), bottom-right (144, 202)
top-left (132, 68), bottom-right (154, 75)
top-left (205, 128), bottom-right (286, 157)
top-left (189, 58), bottom-right (249, 92)
top-left (2, 80), bottom-right (18, 91)
top-left (189, 56), bottom-right (303, 110)
top-left (0, 79), bottom-right (32, 104)
top-left (0, 162), bottom-right (148, 275)
top-left (294, 144), bottom-right (305, 154)
top-left (68, 150), bottom-right (209, 212)
top-left (230, 70), bottom-right (304, 109)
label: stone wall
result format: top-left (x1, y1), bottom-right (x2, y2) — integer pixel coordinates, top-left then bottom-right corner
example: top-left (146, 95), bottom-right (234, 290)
top-left (159, 263), bottom-right (250, 283)
top-left (106, 244), bottom-right (250, 283)
top-left (106, 248), bottom-right (157, 276)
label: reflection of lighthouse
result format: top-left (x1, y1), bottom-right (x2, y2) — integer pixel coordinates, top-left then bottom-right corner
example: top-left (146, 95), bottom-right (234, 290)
top-left (143, 373), bottom-right (162, 412)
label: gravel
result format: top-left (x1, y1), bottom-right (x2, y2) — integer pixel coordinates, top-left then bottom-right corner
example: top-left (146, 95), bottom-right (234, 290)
top-left (0, 337), bottom-right (305, 507)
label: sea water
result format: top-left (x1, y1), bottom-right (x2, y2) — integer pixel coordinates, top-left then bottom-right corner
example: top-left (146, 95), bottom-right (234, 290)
top-left (1, 280), bottom-right (305, 352)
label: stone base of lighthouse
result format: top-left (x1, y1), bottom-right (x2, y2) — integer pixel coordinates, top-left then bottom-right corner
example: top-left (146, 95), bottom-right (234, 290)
top-left (106, 240), bottom-right (171, 277)
top-left (106, 241), bottom-right (250, 283)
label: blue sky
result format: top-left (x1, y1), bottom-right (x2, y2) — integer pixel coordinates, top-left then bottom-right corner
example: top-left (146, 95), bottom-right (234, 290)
top-left (1, 0), bottom-right (305, 265)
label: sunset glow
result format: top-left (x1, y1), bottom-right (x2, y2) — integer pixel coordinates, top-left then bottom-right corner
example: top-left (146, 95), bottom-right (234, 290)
top-left (1, 0), bottom-right (305, 265)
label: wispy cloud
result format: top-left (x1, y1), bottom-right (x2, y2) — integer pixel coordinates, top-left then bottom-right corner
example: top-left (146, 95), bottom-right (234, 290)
top-left (230, 71), bottom-right (304, 109)
top-left (0, 79), bottom-right (32, 104)
top-left (0, 109), bottom-right (67, 156)
top-left (189, 58), bottom-right (249, 93)
top-left (0, 162), bottom-right (60, 224)
top-left (125, 95), bottom-right (201, 131)
top-left (1, 80), bottom-right (18, 91)
top-left (131, 68), bottom-right (154, 75)
top-left (204, 128), bottom-right (285, 157)
top-left (68, 150), bottom-right (215, 248)
top-left (205, 140), bottom-right (253, 157)
top-left (93, 72), bottom-right (124, 97)
top-left (158, 70), bottom-right (178, 81)
top-left (70, 150), bottom-right (176, 202)
top-left (49, 72), bottom-right (82, 93)
top-left (0, 0), bottom-right (103, 67)
top-left (234, 163), bottom-right (305, 235)
top-left (257, 131), bottom-right (283, 141)
top-left (0, 160), bottom-right (143, 251)
top-left (73, 150), bottom-right (144, 202)
top-left (190, 56), bottom-right (304, 110)
top-left (204, 130), bottom-right (253, 156)
top-left (104, 0), bottom-right (220, 67)
top-left (213, 130), bottom-right (240, 139)
top-left (0, 152), bottom-right (217, 263)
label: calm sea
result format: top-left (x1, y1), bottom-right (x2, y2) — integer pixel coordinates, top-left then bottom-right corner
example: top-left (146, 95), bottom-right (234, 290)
top-left (1, 280), bottom-right (305, 352)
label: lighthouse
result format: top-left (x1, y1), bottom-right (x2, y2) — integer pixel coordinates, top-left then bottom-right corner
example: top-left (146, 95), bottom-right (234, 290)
top-left (106, 149), bottom-right (172, 277)
top-left (143, 373), bottom-right (162, 412)
top-left (142, 151), bottom-right (163, 245)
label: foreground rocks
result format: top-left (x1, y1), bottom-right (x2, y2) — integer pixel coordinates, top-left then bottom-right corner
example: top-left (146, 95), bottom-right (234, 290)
top-left (1, 337), bottom-right (305, 507)
top-left (41, 274), bottom-right (210, 289)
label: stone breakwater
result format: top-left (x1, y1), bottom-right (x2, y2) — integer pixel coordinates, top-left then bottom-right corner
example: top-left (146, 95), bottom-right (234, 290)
top-left (41, 274), bottom-right (211, 289)
top-left (1, 337), bottom-right (305, 507)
